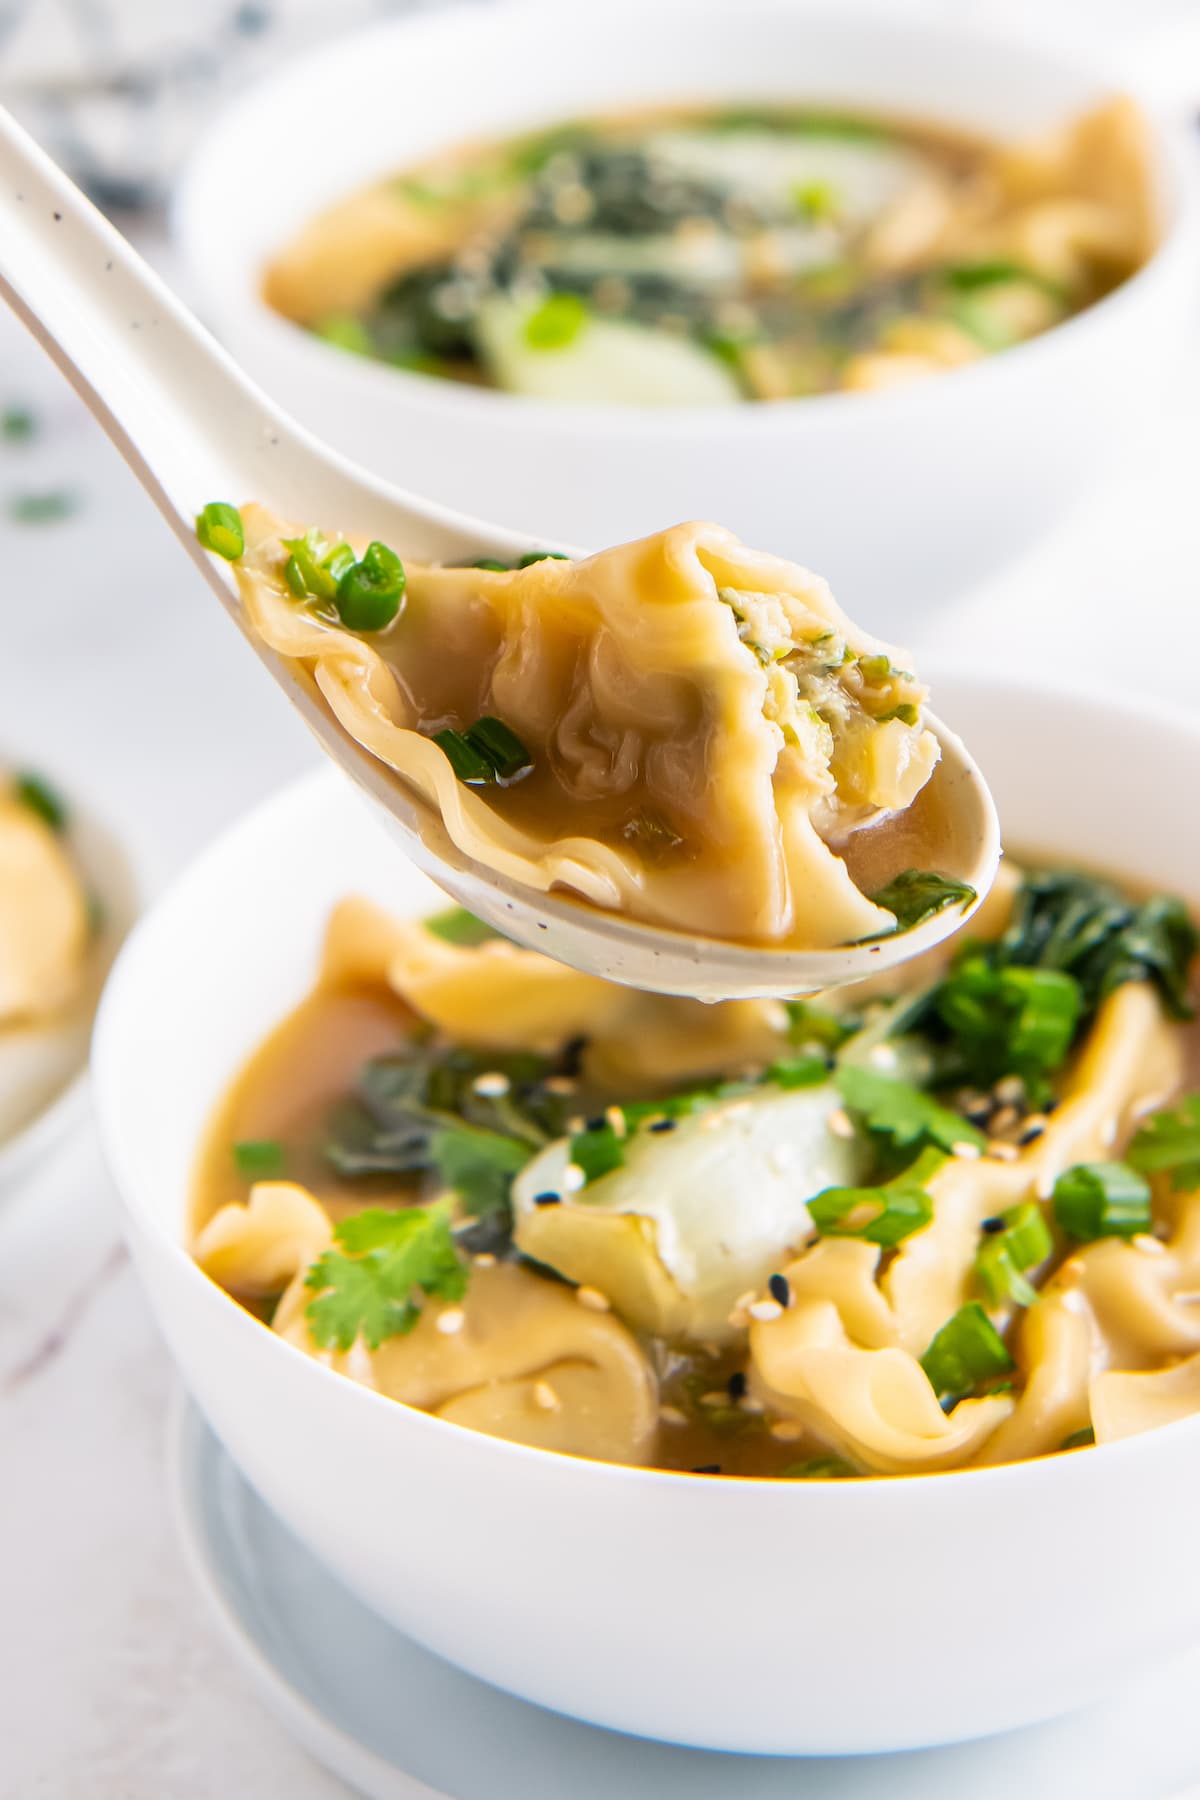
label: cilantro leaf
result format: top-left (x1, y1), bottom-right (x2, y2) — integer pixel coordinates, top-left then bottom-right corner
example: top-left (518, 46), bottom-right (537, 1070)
top-left (834, 1064), bottom-right (984, 1155)
top-left (1128, 1094), bottom-right (1200, 1192)
top-left (304, 1203), bottom-right (467, 1351)
top-left (867, 870), bottom-right (976, 935)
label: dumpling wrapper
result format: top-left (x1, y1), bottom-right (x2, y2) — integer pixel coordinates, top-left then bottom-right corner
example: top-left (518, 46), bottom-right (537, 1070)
top-left (0, 794), bottom-right (89, 1024)
top-left (234, 510), bottom-right (941, 949)
top-left (273, 1257), bottom-right (658, 1466)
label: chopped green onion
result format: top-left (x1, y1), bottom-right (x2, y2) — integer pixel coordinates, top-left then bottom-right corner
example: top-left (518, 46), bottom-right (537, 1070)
top-left (281, 528), bottom-right (339, 600)
top-left (14, 770), bottom-right (67, 831)
top-left (434, 728), bottom-right (495, 785)
top-left (195, 501), bottom-right (245, 561)
top-left (233, 1139), bottom-right (286, 1178)
top-left (920, 1301), bottom-right (1014, 1399)
top-left (518, 550), bottom-right (571, 568)
top-left (335, 540), bottom-right (406, 632)
top-left (463, 716), bottom-right (533, 783)
top-left (1128, 1094), bottom-right (1200, 1190)
top-left (974, 1201), bottom-right (1052, 1308)
top-left (763, 1054), bottom-right (830, 1090)
top-left (523, 292), bottom-right (589, 351)
top-left (780, 1455), bottom-right (859, 1479)
top-left (2, 405), bottom-right (35, 442)
top-left (1052, 1162), bottom-right (1151, 1242)
top-left (858, 654), bottom-right (892, 682)
top-left (808, 1145), bottom-right (942, 1248)
top-left (868, 869), bottom-right (977, 935)
top-left (424, 906), bottom-right (498, 947)
top-left (793, 179), bottom-right (840, 221)
top-left (1061, 1426), bottom-right (1095, 1451)
top-left (472, 558), bottom-right (511, 572)
top-left (435, 717), bottom-right (533, 787)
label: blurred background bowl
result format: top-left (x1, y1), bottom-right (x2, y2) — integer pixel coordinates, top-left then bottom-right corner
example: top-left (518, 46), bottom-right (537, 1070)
top-left (173, 0), bottom-right (1200, 633)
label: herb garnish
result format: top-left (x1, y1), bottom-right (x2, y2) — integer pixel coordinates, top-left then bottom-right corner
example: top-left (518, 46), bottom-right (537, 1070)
top-left (304, 1202), bottom-right (467, 1349)
top-left (868, 869), bottom-right (977, 935)
top-left (833, 1064), bottom-right (984, 1157)
top-left (1128, 1094), bottom-right (1200, 1191)
top-left (808, 1145), bottom-right (943, 1247)
top-left (14, 770), bottom-right (67, 831)
top-left (434, 716), bottom-right (533, 786)
top-left (920, 1302), bottom-right (1013, 1401)
top-left (1052, 1162), bottom-right (1152, 1242)
top-left (233, 1139), bottom-right (286, 1179)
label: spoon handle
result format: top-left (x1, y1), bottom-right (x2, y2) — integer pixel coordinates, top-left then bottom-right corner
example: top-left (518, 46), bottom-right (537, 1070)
top-left (0, 106), bottom-right (519, 567)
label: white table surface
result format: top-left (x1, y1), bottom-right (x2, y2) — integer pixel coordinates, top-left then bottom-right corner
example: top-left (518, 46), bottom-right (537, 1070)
top-left (3, 205), bottom-right (1200, 1795)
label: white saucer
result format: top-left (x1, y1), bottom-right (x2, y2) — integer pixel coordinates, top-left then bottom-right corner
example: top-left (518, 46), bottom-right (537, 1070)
top-left (169, 1396), bottom-right (1200, 1800)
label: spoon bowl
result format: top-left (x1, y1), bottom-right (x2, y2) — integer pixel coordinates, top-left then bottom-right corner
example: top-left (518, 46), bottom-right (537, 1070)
top-left (0, 107), bottom-right (998, 998)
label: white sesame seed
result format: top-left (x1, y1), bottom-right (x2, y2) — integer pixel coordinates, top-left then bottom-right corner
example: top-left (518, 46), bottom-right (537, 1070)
top-left (739, 1396), bottom-right (766, 1415)
top-left (472, 1072), bottom-right (511, 1098)
top-left (562, 1162), bottom-right (586, 1193)
top-left (952, 1140), bottom-right (982, 1160)
top-left (576, 1285), bottom-right (611, 1312)
top-left (987, 1141), bottom-right (1020, 1162)
top-left (606, 1105), bottom-right (628, 1139)
top-left (658, 1405), bottom-right (688, 1427)
top-left (990, 1104), bottom-right (1021, 1136)
top-left (770, 1420), bottom-right (804, 1442)
top-left (749, 1298), bottom-right (784, 1323)
top-left (828, 1108), bottom-right (855, 1139)
top-left (1133, 1234), bottom-right (1167, 1255)
top-left (473, 1253), bottom-right (497, 1268)
top-left (994, 1077), bottom-right (1024, 1105)
top-left (436, 1307), bottom-right (466, 1335)
top-left (533, 1380), bottom-right (561, 1412)
top-left (734, 1289), bottom-right (758, 1312)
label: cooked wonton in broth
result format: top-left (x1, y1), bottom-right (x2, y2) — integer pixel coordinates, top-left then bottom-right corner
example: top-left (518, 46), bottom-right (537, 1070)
top-left (193, 865), bottom-right (1200, 1479)
top-left (0, 771), bottom-right (90, 1025)
top-left (198, 502), bottom-right (956, 949)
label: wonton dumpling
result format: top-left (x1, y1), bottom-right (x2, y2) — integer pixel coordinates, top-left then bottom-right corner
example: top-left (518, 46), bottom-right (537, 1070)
top-left (193, 1182), bottom-right (334, 1297)
top-left (274, 1258), bottom-right (658, 1465)
top-left (235, 508), bottom-right (941, 948)
top-left (512, 1081), bottom-right (866, 1343)
top-left (0, 794), bottom-right (89, 1024)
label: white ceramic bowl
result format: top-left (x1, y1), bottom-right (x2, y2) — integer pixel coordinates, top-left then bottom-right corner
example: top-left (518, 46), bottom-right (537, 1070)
top-left (94, 671), bottom-right (1200, 1756)
top-left (174, 0), bottom-right (1199, 629)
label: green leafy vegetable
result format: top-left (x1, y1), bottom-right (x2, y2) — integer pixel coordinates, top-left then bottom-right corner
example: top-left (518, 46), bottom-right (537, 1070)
top-left (1052, 1162), bottom-right (1152, 1241)
top-left (195, 501), bottom-right (244, 560)
top-left (304, 1202), bottom-right (467, 1350)
top-left (834, 1064), bottom-right (984, 1156)
top-left (429, 1125), bottom-right (531, 1218)
top-left (808, 1145), bottom-right (943, 1248)
top-left (920, 1301), bottom-right (1014, 1400)
top-left (1128, 1094), bottom-right (1200, 1192)
top-left (974, 1201), bottom-right (1052, 1308)
top-left (423, 906), bottom-right (500, 947)
top-left (762, 1054), bottom-right (831, 1090)
top-left (13, 770), bottom-right (67, 831)
top-left (233, 1139), bottom-right (286, 1179)
top-left (868, 869), bottom-right (977, 935)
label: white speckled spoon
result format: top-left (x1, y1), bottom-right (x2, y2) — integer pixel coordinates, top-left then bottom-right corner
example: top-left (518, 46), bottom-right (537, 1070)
top-left (0, 107), bottom-right (999, 999)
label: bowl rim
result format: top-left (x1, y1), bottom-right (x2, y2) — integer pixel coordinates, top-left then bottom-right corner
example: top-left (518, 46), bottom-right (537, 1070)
top-left (174, 0), bottom-right (1200, 441)
top-left (92, 664), bottom-right (1200, 1499)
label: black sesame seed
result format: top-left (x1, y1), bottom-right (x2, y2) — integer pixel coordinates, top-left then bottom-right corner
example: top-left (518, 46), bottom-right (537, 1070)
top-left (727, 1370), bottom-right (747, 1401)
top-left (534, 1191), bottom-right (561, 1208)
top-left (1018, 1123), bottom-right (1046, 1146)
top-left (586, 1114), bottom-right (607, 1133)
top-left (560, 1035), bottom-right (588, 1075)
top-left (649, 1117), bottom-right (677, 1133)
top-left (692, 1464), bottom-right (721, 1475)
top-left (768, 1272), bottom-right (791, 1307)
top-left (981, 1216), bottom-right (1005, 1235)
